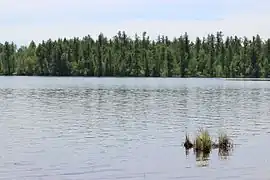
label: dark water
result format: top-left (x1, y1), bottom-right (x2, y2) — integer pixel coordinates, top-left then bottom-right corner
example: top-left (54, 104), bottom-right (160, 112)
top-left (0, 77), bottom-right (270, 180)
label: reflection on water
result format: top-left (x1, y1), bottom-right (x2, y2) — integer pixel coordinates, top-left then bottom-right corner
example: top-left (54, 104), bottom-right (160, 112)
top-left (185, 147), bottom-right (233, 167)
top-left (195, 151), bottom-right (210, 167)
top-left (218, 148), bottom-right (233, 160)
top-left (0, 77), bottom-right (269, 179)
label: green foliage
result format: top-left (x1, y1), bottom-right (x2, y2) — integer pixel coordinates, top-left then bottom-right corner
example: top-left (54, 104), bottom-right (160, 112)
top-left (0, 31), bottom-right (269, 77)
top-left (194, 128), bottom-right (212, 153)
top-left (218, 132), bottom-right (233, 150)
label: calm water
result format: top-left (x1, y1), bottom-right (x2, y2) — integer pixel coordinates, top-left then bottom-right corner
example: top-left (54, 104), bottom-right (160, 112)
top-left (0, 77), bottom-right (270, 180)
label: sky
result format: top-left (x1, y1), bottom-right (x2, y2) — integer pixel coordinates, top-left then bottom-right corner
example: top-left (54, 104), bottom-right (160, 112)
top-left (0, 0), bottom-right (269, 46)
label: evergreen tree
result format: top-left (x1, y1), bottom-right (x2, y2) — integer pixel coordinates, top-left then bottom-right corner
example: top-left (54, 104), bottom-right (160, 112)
top-left (0, 31), bottom-right (268, 78)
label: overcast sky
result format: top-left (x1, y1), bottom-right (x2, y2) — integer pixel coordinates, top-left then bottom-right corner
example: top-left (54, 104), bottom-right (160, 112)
top-left (0, 0), bottom-right (269, 46)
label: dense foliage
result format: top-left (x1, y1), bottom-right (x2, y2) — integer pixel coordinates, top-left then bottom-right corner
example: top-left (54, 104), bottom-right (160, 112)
top-left (0, 31), bottom-right (269, 77)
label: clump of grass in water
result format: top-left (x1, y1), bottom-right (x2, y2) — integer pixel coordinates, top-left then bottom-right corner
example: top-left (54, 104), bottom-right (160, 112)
top-left (184, 133), bottom-right (193, 149)
top-left (194, 128), bottom-right (212, 153)
top-left (218, 132), bottom-right (233, 151)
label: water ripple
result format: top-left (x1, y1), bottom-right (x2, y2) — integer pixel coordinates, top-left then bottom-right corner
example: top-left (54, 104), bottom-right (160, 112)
top-left (0, 77), bottom-right (269, 179)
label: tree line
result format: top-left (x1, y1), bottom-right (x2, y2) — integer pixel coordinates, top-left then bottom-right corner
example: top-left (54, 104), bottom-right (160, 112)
top-left (0, 31), bottom-right (269, 78)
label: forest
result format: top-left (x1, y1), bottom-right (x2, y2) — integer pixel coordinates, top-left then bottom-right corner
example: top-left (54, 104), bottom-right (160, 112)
top-left (0, 31), bottom-right (268, 78)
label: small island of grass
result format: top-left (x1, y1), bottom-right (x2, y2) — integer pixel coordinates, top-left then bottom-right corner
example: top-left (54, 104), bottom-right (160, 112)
top-left (184, 128), bottom-right (233, 154)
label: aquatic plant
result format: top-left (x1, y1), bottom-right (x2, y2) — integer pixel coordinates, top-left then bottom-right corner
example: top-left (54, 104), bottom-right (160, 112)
top-left (184, 133), bottom-right (193, 149)
top-left (183, 128), bottom-right (234, 159)
top-left (194, 128), bottom-right (212, 153)
top-left (218, 132), bottom-right (233, 151)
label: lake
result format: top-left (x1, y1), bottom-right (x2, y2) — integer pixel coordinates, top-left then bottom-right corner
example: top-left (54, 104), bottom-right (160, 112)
top-left (0, 77), bottom-right (269, 180)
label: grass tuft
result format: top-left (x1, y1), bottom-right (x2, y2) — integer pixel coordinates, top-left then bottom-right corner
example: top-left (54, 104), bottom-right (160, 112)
top-left (218, 132), bottom-right (233, 151)
top-left (194, 128), bottom-right (212, 153)
top-left (183, 128), bottom-right (234, 158)
top-left (184, 133), bottom-right (193, 149)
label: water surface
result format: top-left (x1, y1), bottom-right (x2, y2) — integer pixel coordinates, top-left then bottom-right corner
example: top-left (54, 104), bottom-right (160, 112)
top-left (0, 77), bottom-right (269, 180)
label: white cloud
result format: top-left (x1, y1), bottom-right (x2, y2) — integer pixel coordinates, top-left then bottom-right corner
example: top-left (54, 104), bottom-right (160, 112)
top-left (1, 0), bottom-right (270, 45)
top-left (2, 14), bottom-right (270, 46)
top-left (0, 0), bottom-right (153, 15)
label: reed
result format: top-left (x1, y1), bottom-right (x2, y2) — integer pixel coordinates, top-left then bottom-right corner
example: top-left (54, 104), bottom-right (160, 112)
top-left (183, 128), bottom-right (233, 156)
top-left (194, 128), bottom-right (212, 153)
top-left (184, 133), bottom-right (193, 149)
top-left (218, 132), bottom-right (233, 151)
